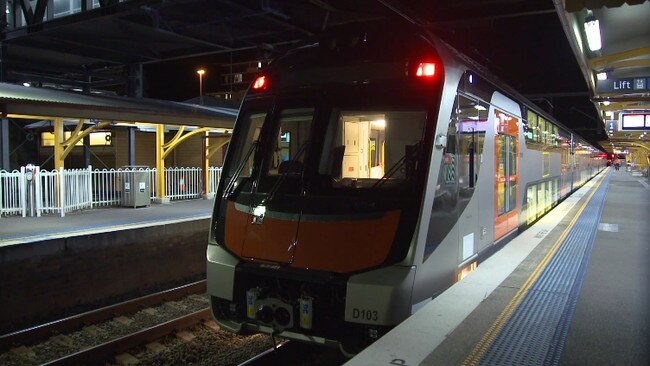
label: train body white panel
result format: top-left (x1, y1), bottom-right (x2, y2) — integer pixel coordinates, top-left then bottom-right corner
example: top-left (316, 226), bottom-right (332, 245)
top-left (206, 244), bottom-right (239, 301)
top-left (345, 265), bottom-right (416, 325)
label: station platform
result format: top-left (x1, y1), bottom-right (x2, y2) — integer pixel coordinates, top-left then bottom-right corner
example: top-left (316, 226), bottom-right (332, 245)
top-left (0, 199), bottom-right (214, 247)
top-left (0, 199), bottom-right (214, 331)
top-left (347, 168), bottom-right (649, 366)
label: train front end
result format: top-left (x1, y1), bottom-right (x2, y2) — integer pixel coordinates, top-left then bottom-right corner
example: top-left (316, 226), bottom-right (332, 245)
top-left (207, 22), bottom-right (444, 353)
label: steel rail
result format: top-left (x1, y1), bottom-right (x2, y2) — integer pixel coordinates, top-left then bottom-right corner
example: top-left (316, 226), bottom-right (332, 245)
top-left (41, 308), bottom-right (212, 366)
top-left (0, 279), bottom-right (206, 351)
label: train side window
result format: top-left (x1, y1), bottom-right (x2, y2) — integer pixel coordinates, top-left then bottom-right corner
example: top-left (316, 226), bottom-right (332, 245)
top-left (526, 184), bottom-right (537, 225)
top-left (526, 109), bottom-right (537, 142)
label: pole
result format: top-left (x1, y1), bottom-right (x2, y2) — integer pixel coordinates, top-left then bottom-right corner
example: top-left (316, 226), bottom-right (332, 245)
top-left (197, 69), bottom-right (205, 105)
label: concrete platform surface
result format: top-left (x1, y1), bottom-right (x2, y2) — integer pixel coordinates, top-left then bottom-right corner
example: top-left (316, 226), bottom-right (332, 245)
top-left (0, 199), bottom-right (214, 247)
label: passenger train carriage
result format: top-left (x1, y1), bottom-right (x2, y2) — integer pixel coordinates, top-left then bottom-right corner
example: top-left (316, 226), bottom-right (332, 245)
top-left (207, 21), bottom-right (605, 354)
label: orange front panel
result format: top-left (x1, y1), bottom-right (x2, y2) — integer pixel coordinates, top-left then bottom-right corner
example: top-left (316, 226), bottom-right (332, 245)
top-left (224, 201), bottom-right (249, 255)
top-left (240, 215), bottom-right (299, 263)
top-left (291, 210), bottom-right (401, 273)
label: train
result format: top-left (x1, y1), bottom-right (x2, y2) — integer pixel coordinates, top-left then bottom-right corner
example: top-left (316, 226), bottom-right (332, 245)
top-left (206, 20), bottom-right (605, 354)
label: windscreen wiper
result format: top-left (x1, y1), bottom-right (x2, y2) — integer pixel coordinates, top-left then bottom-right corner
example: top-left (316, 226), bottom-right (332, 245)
top-left (264, 140), bottom-right (310, 204)
top-left (223, 140), bottom-right (259, 199)
top-left (371, 140), bottom-right (422, 189)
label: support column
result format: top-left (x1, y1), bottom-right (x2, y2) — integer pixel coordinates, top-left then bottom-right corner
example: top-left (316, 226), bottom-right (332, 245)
top-left (1, 118), bottom-right (9, 170)
top-left (53, 118), bottom-right (65, 170)
top-left (83, 134), bottom-right (91, 167)
top-left (127, 127), bottom-right (136, 166)
top-left (155, 123), bottom-right (168, 203)
top-left (202, 131), bottom-right (210, 198)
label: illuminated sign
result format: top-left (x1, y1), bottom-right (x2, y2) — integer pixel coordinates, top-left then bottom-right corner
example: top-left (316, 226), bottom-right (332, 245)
top-left (597, 77), bottom-right (650, 93)
top-left (606, 120), bottom-right (617, 132)
top-left (621, 114), bottom-right (650, 130)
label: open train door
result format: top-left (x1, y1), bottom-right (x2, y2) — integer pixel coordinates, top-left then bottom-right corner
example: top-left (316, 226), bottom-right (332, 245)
top-left (493, 108), bottom-right (519, 240)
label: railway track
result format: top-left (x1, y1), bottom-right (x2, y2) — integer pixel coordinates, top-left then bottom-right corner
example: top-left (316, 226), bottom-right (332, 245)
top-left (0, 280), bottom-right (345, 365)
top-left (0, 281), bottom-right (217, 365)
top-left (0, 280), bottom-right (207, 352)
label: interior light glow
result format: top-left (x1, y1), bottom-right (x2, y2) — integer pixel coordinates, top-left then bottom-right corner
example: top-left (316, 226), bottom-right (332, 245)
top-left (468, 74), bottom-right (474, 84)
top-left (603, 101), bottom-right (610, 106)
top-left (22, 82), bottom-right (30, 87)
top-left (457, 261), bottom-right (477, 281)
top-left (474, 105), bottom-right (487, 111)
top-left (371, 119), bottom-right (386, 128)
top-left (252, 75), bottom-right (267, 90)
top-left (584, 15), bottom-right (602, 52)
top-left (597, 72), bottom-right (607, 80)
top-left (416, 62), bottom-right (436, 77)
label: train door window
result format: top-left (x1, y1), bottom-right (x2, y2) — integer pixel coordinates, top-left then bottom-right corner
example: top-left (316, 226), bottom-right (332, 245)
top-left (495, 111), bottom-right (518, 216)
top-left (497, 135), bottom-right (507, 215)
top-left (552, 125), bottom-right (559, 147)
top-left (456, 95), bottom-right (487, 190)
top-left (507, 136), bottom-right (517, 210)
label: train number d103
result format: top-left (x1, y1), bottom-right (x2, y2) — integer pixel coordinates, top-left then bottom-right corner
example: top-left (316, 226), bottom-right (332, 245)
top-left (352, 308), bottom-right (379, 321)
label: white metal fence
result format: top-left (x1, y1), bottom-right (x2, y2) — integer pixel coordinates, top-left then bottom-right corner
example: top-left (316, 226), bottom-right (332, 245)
top-left (0, 165), bottom-right (223, 218)
top-left (0, 168), bottom-right (26, 217)
top-left (208, 166), bottom-right (223, 196)
top-left (166, 167), bottom-right (203, 200)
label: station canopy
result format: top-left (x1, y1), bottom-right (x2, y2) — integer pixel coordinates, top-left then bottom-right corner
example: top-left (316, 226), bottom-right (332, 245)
top-left (0, 82), bottom-right (237, 128)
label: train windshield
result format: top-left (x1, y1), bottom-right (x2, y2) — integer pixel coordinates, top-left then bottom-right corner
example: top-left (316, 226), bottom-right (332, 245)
top-left (225, 97), bottom-right (426, 199)
top-left (316, 109), bottom-right (425, 191)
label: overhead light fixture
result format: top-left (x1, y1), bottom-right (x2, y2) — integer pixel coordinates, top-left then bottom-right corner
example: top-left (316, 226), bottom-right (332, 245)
top-left (584, 15), bottom-right (602, 52)
top-left (596, 72), bottom-right (607, 80)
top-left (603, 101), bottom-right (611, 106)
top-left (23, 82), bottom-right (30, 87)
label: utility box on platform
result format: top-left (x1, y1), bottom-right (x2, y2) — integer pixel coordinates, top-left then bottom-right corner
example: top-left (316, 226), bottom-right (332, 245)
top-left (121, 166), bottom-right (151, 208)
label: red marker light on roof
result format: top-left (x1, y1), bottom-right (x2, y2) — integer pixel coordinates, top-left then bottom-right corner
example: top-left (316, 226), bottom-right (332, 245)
top-left (416, 62), bottom-right (436, 77)
top-left (252, 75), bottom-right (267, 90)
